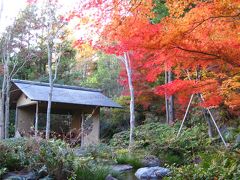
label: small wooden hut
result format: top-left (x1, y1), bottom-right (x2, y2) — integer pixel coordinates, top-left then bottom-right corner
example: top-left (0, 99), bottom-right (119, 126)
top-left (10, 79), bottom-right (121, 146)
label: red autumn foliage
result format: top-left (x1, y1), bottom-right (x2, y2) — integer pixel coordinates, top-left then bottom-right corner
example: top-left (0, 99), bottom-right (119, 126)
top-left (71, 0), bottom-right (240, 112)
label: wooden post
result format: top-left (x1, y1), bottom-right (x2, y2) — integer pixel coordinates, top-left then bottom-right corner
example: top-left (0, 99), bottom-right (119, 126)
top-left (14, 107), bottom-right (18, 136)
top-left (177, 94), bottom-right (194, 137)
top-left (34, 102), bottom-right (39, 137)
top-left (81, 113), bottom-right (84, 148)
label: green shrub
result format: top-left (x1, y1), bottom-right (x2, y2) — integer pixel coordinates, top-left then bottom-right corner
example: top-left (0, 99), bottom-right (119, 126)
top-left (84, 143), bottom-right (114, 160)
top-left (166, 149), bottom-right (240, 179)
top-left (110, 122), bottom-right (210, 165)
top-left (71, 165), bottom-right (113, 180)
top-left (114, 149), bottom-right (142, 169)
top-left (0, 168), bottom-right (7, 178)
top-left (0, 138), bottom-right (75, 179)
top-left (116, 154), bottom-right (142, 169)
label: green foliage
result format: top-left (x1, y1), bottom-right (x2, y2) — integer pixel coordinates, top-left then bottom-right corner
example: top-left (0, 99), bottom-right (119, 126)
top-left (79, 53), bottom-right (122, 98)
top-left (151, 0), bottom-right (169, 24)
top-left (114, 148), bottom-right (142, 169)
top-left (0, 168), bottom-right (7, 178)
top-left (71, 165), bottom-right (111, 180)
top-left (83, 143), bottom-right (114, 160)
top-left (111, 122), bottom-right (211, 165)
top-left (38, 139), bottom-right (75, 179)
top-left (0, 138), bottom-right (28, 171)
top-left (100, 96), bottom-right (130, 139)
top-left (101, 96), bottom-right (146, 140)
top-left (166, 149), bottom-right (240, 179)
top-left (0, 138), bottom-right (75, 179)
top-left (111, 122), bottom-right (240, 179)
top-left (115, 155), bottom-right (142, 169)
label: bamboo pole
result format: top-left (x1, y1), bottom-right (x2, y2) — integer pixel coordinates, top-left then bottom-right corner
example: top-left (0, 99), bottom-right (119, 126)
top-left (177, 94), bottom-right (194, 137)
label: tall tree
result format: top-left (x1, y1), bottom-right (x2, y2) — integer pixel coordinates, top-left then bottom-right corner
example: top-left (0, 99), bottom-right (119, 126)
top-left (37, 0), bottom-right (67, 139)
top-left (120, 52), bottom-right (135, 149)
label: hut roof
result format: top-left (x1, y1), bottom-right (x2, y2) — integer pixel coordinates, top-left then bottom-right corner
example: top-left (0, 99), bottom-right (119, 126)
top-left (11, 79), bottom-right (121, 108)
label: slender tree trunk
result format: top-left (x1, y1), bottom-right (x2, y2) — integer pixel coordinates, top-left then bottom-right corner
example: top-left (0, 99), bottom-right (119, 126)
top-left (198, 93), bottom-right (214, 138)
top-left (0, 74), bottom-right (6, 139)
top-left (0, 0), bottom-right (3, 139)
top-left (123, 52), bottom-right (135, 149)
top-left (0, 92), bottom-right (4, 139)
top-left (165, 69), bottom-right (169, 124)
top-left (203, 109), bottom-right (214, 138)
top-left (45, 42), bottom-right (53, 140)
top-left (4, 76), bottom-right (10, 138)
top-left (165, 68), bottom-right (174, 124)
top-left (168, 70), bottom-right (174, 124)
top-left (196, 68), bottom-right (214, 138)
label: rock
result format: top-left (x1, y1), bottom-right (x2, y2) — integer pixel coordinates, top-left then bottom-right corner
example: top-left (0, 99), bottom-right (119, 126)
top-left (236, 134), bottom-right (240, 144)
top-left (135, 166), bottom-right (170, 179)
top-left (105, 174), bottom-right (118, 180)
top-left (39, 176), bottom-right (53, 180)
top-left (15, 131), bottom-right (22, 138)
top-left (74, 148), bottom-right (87, 156)
top-left (38, 165), bottom-right (48, 178)
top-left (141, 155), bottom-right (160, 167)
top-left (111, 164), bottom-right (133, 172)
top-left (3, 171), bottom-right (37, 180)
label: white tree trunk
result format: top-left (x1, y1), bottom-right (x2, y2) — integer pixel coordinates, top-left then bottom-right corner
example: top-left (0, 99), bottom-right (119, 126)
top-left (4, 76), bottom-right (10, 138)
top-left (0, 0), bottom-right (3, 138)
top-left (46, 41), bottom-right (53, 140)
top-left (123, 52), bottom-right (135, 149)
top-left (0, 74), bottom-right (6, 139)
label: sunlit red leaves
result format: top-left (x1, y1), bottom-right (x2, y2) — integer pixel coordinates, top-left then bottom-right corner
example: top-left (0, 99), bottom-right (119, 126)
top-left (155, 79), bottom-right (223, 108)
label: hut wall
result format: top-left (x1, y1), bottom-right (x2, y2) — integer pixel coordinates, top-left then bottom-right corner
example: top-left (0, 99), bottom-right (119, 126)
top-left (17, 93), bottom-right (37, 107)
top-left (17, 108), bottom-right (35, 133)
top-left (16, 93), bottom-right (36, 133)
top-left (82, 107), bottom-right (100, 146)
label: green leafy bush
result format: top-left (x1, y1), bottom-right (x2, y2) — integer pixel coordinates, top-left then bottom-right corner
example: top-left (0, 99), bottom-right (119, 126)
top-left (0, 168), bottom-right (7, 179)
top-left (110, 122), bottom-right (210, 165)
top-left (166, 149), bottom-right (240, 179)
top-left (84, 143), bottom-right (114, 160)
top-left (71, 165), bottom-right (111, 180)
top-left (114, 149), bottom-right (142, 169)
top-left (0, 138), bottom-right (75, 179)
